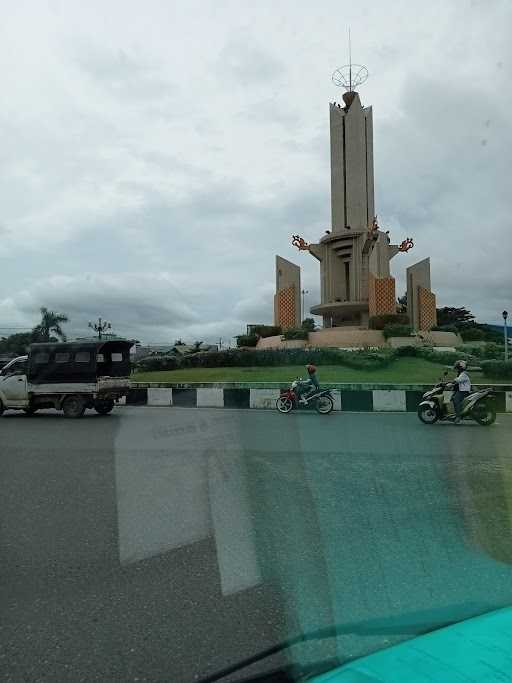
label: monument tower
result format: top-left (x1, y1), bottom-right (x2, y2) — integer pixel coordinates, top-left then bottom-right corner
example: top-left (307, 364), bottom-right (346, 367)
top-left (293, 62), bottom-right (417, 328)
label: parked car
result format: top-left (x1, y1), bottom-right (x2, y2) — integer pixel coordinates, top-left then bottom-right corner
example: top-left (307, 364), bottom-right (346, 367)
top-left (0, 340), bottom-right (133, 418)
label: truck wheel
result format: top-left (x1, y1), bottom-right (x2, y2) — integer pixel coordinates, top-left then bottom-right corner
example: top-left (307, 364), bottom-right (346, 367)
top-left (62, 396), bottom-right (86, 418)
top-left (94, 399), bottom-right (114, 415)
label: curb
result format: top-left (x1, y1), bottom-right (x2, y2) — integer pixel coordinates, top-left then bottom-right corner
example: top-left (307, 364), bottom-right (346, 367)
top-left (121, 384), bottom-right (512, 414)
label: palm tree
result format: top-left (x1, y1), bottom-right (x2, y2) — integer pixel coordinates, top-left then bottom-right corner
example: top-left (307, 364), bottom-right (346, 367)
top-left (32, 307), bottom-right (69, 342)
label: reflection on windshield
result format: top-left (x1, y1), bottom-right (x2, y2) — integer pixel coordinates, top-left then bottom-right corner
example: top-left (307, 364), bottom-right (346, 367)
top-left (3, 410), bottom-right (512, 682)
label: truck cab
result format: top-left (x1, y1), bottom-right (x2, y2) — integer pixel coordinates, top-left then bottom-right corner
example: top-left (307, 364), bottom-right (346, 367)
top-left (0, 341), bottom-right (133, 418)
top-left (0, 355), bottom-right (29, 410)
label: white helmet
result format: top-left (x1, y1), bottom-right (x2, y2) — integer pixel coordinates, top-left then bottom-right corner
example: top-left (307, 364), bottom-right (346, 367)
top-left (454, 359), bottom-right (467, 371)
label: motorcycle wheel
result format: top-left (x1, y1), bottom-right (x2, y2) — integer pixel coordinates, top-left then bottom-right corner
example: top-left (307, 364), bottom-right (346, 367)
top-left (417, 404), bottom-right (438, 424)
top-left (472, 403), bottom-right (496, 426)
top-left (315, 395), bottom-right (334, 414)
top-left (276, 396), bottom-right (293, 414)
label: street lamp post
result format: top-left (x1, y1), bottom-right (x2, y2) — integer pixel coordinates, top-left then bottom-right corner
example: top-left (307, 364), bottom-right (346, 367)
top-left (301, 289), bottom-right (309, 323)
top-left (503, 310), bottom-right (509, 362)
top-left (88, 317), bottom-right (112, 340)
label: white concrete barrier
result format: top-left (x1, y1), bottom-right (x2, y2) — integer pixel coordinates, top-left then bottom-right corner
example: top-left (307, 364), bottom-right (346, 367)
top-left (249, 389), bottom-right (280, 409)
top-left (147, 388), bottom-right (173, 406)
top-left (332, 390), bottom-right (342, 411)
top-left (197, 388), bottom-right (224, 408)
top-left (372, 390), bottom-right (406, 412)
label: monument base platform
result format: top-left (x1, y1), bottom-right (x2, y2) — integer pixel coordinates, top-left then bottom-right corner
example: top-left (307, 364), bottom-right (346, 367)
top-left (256, 328), bottom-right (461, 350)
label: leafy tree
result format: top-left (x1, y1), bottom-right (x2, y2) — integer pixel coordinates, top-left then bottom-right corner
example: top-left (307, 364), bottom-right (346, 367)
top-left (32, 307), bottom-right (69, 342)
top-left (436, 306), bottom-right (475, 329)
top-left (301, 318), bottom-right (316, 331)
top-left (0, 332), bottom-right (34, 355)
top-left (192, 340), bottom-right (204, 352)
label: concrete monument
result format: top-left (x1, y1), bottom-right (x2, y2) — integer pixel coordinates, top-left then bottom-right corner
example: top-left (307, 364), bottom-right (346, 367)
top-left (292, 65), bottom-right (415, 329)
top-left (407, 258), bottom-right (437, 331)
top-left (274, 255), bottom-right (301, 330)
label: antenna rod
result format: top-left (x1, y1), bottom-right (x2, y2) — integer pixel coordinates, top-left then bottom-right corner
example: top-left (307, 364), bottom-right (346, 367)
top-left (348, 27), bottom-right (352, 91)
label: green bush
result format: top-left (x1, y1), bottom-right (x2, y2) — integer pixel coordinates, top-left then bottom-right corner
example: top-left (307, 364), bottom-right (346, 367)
top-left (460, 327), bottom-right (486, 341)
top-left (431, 325), bottom-right (458, 333)
top-left (393, 345), bottom-right (420, 357)
top-left (136, 355), bottom-right (180, 372)
top-left (383, 324), bottom-right (413, 339)
top-left (461, 343), bottom-right (504, 360)
top-left (369, 313), bottom-right (409, 330)
top-left (480, 360), bottom-right (512, 379)
top-left (251, 325), bottom-right (282, 338)
top-left (282, 328), bottom-right (309, 340)
top-left (417, 347), bottom-right (473, 366)
top-left (236, 334), bottom-right (258, 347)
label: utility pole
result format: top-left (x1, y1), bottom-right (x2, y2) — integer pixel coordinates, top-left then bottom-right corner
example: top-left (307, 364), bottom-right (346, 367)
top-left (88, 317), bottom-right (112, 340)
top-left (504, 310), bottom-right (509, 362)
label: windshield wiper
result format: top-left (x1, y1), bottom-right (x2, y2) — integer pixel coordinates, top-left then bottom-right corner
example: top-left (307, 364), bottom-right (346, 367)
top-left (197, 601), bottom-right (500, 683)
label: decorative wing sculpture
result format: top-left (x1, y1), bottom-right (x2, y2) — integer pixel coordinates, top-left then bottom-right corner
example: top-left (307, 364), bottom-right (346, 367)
top-left (398, 237), bottom-right (414, 253)
top-left (291, 234), bottom-right (310, 251)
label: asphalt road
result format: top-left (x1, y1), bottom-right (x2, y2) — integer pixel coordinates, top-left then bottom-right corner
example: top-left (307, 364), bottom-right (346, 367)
top-left (1, 407), bottom-right (512, 682)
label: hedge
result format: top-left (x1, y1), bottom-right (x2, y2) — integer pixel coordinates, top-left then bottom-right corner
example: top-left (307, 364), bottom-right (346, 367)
top-left (369, 313), bottom-right (409, 330)
top-left (282, 328), bottom-right (309, 340)
top-left (135, 348), bottom-right (396, 372)
top-left (383, 324), bottom-right (413, 339)
top-left (480, 360), bottom-right (512, 379)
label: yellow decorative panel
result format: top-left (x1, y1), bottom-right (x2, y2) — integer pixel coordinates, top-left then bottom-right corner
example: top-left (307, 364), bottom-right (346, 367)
top-left (418, 287), bottom-right (437, 330)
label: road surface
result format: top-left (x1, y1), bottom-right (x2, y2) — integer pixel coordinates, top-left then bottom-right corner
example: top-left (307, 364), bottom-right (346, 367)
top-left (1, 407), bottom-right (512, 682)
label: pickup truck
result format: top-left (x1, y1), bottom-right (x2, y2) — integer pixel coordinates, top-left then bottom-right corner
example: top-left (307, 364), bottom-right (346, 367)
top-left (0, 340), bottom-right (133, 418)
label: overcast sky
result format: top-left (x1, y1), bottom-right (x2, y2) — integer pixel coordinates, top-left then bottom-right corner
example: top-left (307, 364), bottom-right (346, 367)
top-left (1, 0), bottom-right (510, 344)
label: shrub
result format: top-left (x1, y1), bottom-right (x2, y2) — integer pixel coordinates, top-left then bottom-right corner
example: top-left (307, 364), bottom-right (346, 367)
top-left (393, 345), bottom-right (420, 357)
top-left (135, 355), bottom-right (180, 372)
top-left (460, 327), bottom-right (486, 341)
top-left (369, 313), bottom-right (409, 330)
top-left (431, 325), bottom-right (458, 333)
top-left (236, 334), bottom-right (258, 348)
top-left (282, 328), bottom-right (309, 340)
top-left (383, 324), bottom-right (413, 339)
top-left (480, 360), bottom-right (512, 379)
top-left (251, 325), bottom-right (282, 338)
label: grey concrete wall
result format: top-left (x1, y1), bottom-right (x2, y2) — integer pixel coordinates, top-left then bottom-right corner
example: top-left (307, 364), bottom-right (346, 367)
top-left (330, 104), bottom-right (345, 233)
top-left (345, 95), bottom-right (368, 231)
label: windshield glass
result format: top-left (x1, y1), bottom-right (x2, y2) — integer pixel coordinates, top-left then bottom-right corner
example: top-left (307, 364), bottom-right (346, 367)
top-left (1, 2), bottom-right (511, 682)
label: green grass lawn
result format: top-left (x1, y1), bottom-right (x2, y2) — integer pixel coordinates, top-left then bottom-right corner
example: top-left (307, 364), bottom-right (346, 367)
top-left (132, 358), bottom-right (493, 384)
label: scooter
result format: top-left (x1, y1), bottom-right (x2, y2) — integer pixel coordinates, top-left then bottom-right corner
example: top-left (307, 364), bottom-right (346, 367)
top-left (417, 373), bottom-right (496, 426)
top-left (276, 378), bottom-right (334, 414)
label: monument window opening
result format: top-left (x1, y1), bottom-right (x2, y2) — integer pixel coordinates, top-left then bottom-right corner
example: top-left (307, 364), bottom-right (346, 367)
top-left (345, 262), bottom-right (350, 301)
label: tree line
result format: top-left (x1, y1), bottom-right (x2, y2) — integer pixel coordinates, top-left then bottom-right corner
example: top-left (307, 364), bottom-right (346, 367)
top-left (0, 308), bottom-right (68, 356)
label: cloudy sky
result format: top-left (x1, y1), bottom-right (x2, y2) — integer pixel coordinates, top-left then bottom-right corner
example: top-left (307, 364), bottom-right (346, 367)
top-left (1, 0), bottom-right (510, 344)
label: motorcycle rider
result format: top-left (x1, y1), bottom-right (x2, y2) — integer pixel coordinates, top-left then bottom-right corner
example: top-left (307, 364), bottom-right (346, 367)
top-left (298, 364), bottom-right (320, 405)
top-left (451, 360), bottom-right (471, 424)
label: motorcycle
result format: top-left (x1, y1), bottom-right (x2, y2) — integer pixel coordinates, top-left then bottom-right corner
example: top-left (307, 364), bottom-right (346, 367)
top-left (276, 378), bottom-right (334, 414)
top-left (417, 373), bottom-right (496, 426)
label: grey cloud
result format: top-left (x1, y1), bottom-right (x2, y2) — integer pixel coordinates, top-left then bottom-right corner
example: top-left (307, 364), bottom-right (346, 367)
top-left (218, 35), bottom-right (285, 85)
top-left (72, 43), bottom-right (176, 101)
